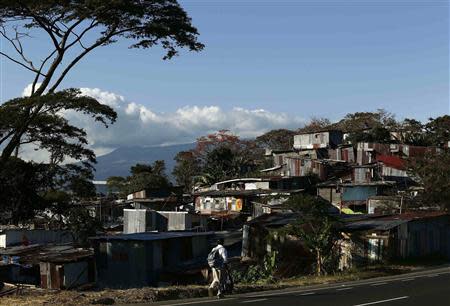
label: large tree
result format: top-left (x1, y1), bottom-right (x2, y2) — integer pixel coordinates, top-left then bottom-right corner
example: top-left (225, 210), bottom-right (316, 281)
top-left (408, 150), bottom-right (450, 210)
top-left (172, 151), bottom-right (201, 192)
top-left (193, 130), bottom-right (262, 184)
top-left (0, 89), bottom-right (116, 164)
top-left (0, 0), bottom-right (203, 161)
top-left (111, 161), bottom-right (171, 195)
top-left (256, 129), bottom-right (296, 151)
top-left (424, 115), bottom-right (450, 147)
top-left (333, 109), bottom-right (397, 133)
top-left (397, 118), bottom-right (428, 146)
top-left (283, 194), bottom-right (341, 276)
top-left (297, 117), bottom-right (332, 133)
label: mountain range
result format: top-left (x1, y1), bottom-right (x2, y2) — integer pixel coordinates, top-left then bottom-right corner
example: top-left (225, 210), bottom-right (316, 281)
top-left (92, 143), bottom-right (195, 181)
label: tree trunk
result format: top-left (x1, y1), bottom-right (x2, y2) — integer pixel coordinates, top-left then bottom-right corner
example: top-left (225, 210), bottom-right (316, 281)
top-left (316, 249), bottom-right (322, 276)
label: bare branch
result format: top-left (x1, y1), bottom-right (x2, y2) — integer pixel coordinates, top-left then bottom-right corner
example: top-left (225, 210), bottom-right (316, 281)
top-left (0, 51), bottom-right (46, 76)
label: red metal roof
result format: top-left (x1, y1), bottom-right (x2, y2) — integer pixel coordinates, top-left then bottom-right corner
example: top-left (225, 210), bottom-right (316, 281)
top-left (376, 154), bottom-right (406, 170)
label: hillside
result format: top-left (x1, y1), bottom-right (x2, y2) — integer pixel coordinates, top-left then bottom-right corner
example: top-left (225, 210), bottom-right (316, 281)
top-left (93, 143), bottom-right (195, 180)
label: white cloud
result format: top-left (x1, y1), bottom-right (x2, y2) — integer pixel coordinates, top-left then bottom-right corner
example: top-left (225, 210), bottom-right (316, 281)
top-left (22, 83), bottom-right (42, 97)
top-left (20, 86), bottom-right (305, 160)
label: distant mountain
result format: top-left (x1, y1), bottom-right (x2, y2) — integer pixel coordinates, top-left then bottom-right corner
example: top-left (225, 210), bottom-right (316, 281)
top-left (93, 143), bottom-right (195, 181)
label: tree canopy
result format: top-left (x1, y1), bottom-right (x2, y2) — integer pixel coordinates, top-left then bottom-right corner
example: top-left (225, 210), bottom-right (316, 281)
top-left (0, 0), bottom-right (203, 161)
top-left (0, 89), bottom-right (116, 164)
top-left (256, 129), bottom-right (296, 151)
top-left (172, 151), bottom-right (201, 192)
top-left (408, 150), bottom-right (450, 211)
top-left (191, 130), bottom-right (262, 185)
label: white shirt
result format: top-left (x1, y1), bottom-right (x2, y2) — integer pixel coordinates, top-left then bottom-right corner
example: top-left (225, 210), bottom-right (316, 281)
top-left (212, 244), bottom-right (228, 263)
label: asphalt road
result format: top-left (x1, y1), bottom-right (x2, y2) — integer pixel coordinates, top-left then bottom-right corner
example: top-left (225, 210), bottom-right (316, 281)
top-left (151, 266), bottom-right (450, 306)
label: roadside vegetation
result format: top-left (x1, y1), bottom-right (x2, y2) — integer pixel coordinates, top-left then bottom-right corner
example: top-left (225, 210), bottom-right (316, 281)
top-left (0, 264), bottom-right (425, 306)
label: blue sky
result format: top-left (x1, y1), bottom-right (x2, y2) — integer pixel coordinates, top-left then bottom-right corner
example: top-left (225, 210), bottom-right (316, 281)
top-left (0, 0), bottom-right (448, 126)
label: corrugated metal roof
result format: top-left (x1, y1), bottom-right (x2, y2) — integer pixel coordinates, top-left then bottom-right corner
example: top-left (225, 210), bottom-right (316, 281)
top-left (90, 231), bottom-right (214, 241)
top-left (344, 219), bottom-right (406, 231)
top-left (260, 165), bottom-right (284, 172)
top-left (194, 189), bottom-right (304, 197)
top-left (377, 155), bottom-right (406, 170)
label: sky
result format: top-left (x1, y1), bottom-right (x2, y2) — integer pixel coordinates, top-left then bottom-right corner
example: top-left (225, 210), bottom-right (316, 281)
top-left (0, 0), bottom-right (449, 156)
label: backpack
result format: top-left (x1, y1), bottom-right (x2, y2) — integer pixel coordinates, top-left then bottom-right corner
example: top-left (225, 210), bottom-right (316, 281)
top-left (207, 248), bottom-right (224, 268)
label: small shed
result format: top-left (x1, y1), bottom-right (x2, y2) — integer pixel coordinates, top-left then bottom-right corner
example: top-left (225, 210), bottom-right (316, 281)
top-left (0, 244), bottom-right (93, 288)
top-left (90, 231), bottom-right (214, 288)
top-left (39, 248), bottom-right (95, 289)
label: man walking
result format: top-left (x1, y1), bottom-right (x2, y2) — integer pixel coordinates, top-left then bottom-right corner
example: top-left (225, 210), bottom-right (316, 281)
top-left (208, 238), bottom-right (228, 298)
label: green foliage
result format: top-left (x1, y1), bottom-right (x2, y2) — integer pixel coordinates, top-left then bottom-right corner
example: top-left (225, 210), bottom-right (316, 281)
top-left (424, 115), bottom-right (450, 147)
top-left (297, 117), bottom-right (332, 133)
top-left (127, 161), bottom-right (171, 194)
top-left (0, 0), bottom-right (202, 161)
top-left (172, 151), bottom-right (201, 192)
top-left (256, 129), bottom-right (296, 151)
top-left (232, 252), bottom-right (279, 284)
top-left (397, 118), bottom-right (429, 146)
top-left (345, 126), bottom-right (392, 145)
top-left (333, 109), bottom-right (397, 133)
top-left (0, 157), bottom-right (97, 225)
top-left (106, 176), bottom-right (127, 196)
top-left (0, 0), bottom-right (204, 60)
top-left (0, 89), bottom-right (116, 164)
top-left (107, 161), bottom-right (171, 196)
top-left (0, 158), bottom-right (51, 224)
top-left (282, 194), bottom-right (341, 276)
top-left (65, 207), bottom-right (102, 246)
top-left (203, 146), bottom-right (241, 183)
top-left (408, 150), bottom-right (450, 210)
top-left (192, 130), bottom-right (262, 185)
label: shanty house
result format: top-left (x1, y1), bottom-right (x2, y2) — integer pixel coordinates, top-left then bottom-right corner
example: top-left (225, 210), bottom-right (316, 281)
top-left (91, 231), bottom-right (213, 288)
top-left (317, 181), bottom-right (395, 213)
top-left (341, 212), bottom-right (450, 267)
top-left (0, 244), bottom-right (94, 289)
top-left (293, 130), bottom-right (343, 150)
top-left (123, 209), bottom-right (208, 233)
top-left (39, 248), bottom-right (95, 289)
top-left (194, 178), bottom-right (305, 216)
top-left (127, 187), bottom-right (183, 211)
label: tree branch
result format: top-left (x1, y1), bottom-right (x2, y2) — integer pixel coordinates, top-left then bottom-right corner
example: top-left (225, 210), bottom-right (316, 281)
top-left (62, 20), bottom-right (99, 51)
top-left (0, 130), bottom-right (15, 146)
top-left (0, 51), bottom-right (46, 76)
top-left (48, 25), bottom-right (117, 93)
top-left (31, 48), bottom-right (58, 95)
